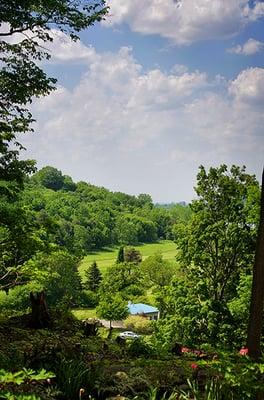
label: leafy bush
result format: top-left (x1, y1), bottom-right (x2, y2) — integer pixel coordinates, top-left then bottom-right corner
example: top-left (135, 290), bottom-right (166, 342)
top-left (176, 378), bottom-right (230, 400)
top-left (135, 387), bottom-right (179, 400)
top-left (54, 358), bottom-right (101, 400)
top-left (124, 315), bottom-right (154, 334)
top-left (227, 274), bottom-right (252, 345)
top-left (0, 282), bottom-right (43, 316)
top-left (153, 276), bottom-right (237, 349)
top-left (137, 354), bottom-right (264, 399)
top-left (0, 368), bottom-right (55, 400)
top-left (0, 368), bottom-right (54, 385)
top-left (127, 338), bottom-right (154, 357)
top-left (202, 352), bottom-right (264, 399)
top-left (22, 250), bottom-right (81, 309)
top-left (176, 352), bottom-right (264, 400)
top-left (78, 290), bottom-right (99, 308)
top-left (122, 284), bottom-right (145, 299)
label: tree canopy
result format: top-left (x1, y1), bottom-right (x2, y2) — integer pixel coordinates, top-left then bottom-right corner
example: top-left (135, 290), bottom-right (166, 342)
top-left (0, 1), bottom-right (108, 291)
top-left (0, 0), bottom-right (108, 190)
top-left (177, 164), bottom-right (259, 303)
top-left (96, 294), bottom-right (128, 329)
top-left (158, 164), bottom-right (261, 347)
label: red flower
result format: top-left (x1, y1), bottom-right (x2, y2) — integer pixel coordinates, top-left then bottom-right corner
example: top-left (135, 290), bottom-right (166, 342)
top-left (181, 347), bottom-right (190, 353)
top-left (239, 347), bottom-right (249, 356)
top-left (191, 363), bottom-right (198, 369)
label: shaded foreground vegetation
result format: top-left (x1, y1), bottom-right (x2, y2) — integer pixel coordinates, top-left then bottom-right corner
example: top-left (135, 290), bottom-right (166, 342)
top-left (1, 163), bottom-right (263, 400)
top-left (1, 310), bottom-right (264, 400)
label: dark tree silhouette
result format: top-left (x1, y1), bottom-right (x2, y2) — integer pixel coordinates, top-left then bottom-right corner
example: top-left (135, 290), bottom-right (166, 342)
top-left (116, 246), bottom-right (125, 263)
top-left (30, 291), bottom-right (50, 328)
top-left (247, 167), bottom-right (264, 360)
top-left (85, 261), bottom-right (102, 292)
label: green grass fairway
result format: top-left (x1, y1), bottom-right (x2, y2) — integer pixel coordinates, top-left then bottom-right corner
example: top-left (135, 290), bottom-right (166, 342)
top-left (79, 240), bottom-right (177, 277)
top-left (72, 308), bottom-right (97, 320)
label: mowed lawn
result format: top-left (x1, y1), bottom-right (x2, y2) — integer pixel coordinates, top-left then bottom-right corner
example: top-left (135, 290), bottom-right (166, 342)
top-left (79, 240), bottom-right (177, 277)
top-left (72, 308), bottom-right (97, 320)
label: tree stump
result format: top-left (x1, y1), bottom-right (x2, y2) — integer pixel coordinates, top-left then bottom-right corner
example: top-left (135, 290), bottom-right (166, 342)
top-left (82, 318), bottom-right (100, 336)
top-left (30, 291), bottom-right (51, 328)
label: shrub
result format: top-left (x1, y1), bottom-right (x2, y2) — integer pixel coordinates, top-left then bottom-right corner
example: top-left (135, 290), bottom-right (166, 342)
top-left (176, 352), bottom-right (264, 400)
top-left (0, 282), bottom-right (43, 316)
top-left (124, 315), bottom-right (154, 334)
top-left (54, 358), bottom-right (101, 399)
top-left (127, 338), bottom-right (154, 357)
top-left (0, 368), bottom-right (55, 400)
top-left (78, 290), bottom-right (99, 308)
top-left (22, 250), bottom-right (81, 309)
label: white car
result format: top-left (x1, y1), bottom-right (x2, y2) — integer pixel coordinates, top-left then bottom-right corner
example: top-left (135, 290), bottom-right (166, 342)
top-left (119, 331), bottom-right (141, 339)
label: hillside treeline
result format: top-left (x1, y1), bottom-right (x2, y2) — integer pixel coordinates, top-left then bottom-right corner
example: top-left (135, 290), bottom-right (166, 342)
top-left (0, 166), bottom-right (190, 312)
top-left (20, 166), bottom-right (191, 255)
top-left (0, 165), bottom-right (190, 292)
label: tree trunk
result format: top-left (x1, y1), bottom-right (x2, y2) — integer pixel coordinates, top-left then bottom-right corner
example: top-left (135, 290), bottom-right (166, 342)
top-left (30, 291), bottom-right (51, 328)
top-left (82, 319), bottom-right (99, 336)
top-left (247, 168), bottom-right (264, 361)
top-left (107, 320), bottom-right (113, 339)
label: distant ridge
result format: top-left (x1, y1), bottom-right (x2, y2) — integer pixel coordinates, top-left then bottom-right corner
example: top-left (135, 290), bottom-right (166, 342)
top-left (155, 201), bottom-right (187, 209)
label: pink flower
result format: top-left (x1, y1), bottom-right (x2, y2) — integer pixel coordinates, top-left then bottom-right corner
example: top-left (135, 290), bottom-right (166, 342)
top-left (239, 347), bottom-right (249, 356)
top-left (191, 363), bottom-right (198, 370)
top-left (181, 347), bottom-right (190, 353)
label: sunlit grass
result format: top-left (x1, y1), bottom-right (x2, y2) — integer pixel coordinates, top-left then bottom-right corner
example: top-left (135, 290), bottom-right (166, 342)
top-left (79, 240), bottom-right (177, 277)
top-left (72, 308), bottom-right (97, 320)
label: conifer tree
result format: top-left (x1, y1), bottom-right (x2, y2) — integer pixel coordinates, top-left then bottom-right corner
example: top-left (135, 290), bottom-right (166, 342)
top-left (125, 247), bottom-right (142, 264)
top-left (116, 246), bottom-right (125, 263)
top-left (85, 261), bottom-right (102, 292)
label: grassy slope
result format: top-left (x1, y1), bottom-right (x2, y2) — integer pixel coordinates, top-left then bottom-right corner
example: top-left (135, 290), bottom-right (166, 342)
top-left (79, 240), bottom-right (177, 277)
top-left (76, 240), bottom-right (177, 320)
top-left (72, 308), bottom-right (97, 320)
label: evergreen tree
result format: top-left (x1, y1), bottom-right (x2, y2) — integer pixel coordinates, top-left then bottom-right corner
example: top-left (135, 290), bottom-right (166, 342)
top-left (125, 247), bottom-right (142, 264)
top-left (116, 246), bottom-right (125, 263)
top-left (85, 261), bottom-right (102, 292)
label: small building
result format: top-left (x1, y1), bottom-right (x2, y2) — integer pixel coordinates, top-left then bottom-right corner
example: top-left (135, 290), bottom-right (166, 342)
top-left (128, 302), bottom-right (160, 320)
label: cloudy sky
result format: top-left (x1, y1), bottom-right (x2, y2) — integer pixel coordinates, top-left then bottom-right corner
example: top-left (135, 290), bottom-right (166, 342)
top-left (20, 0), bottom-right (264, 202)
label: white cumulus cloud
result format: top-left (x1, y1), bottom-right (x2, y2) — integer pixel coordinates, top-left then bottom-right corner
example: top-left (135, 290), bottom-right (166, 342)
top-left (228, 38), bottom-right (264, 55)
top-left (0, 24), bottom-right (95, 64)
top-left (104, 0), bottom-right (264, 45)
top-left (229, 67), bottom-right (264, 104)
top-left (46, 30), bottom-right (96, 63)
top-left (32, 46), bottom-right (207, 145)
top-left (20, 46), bottom-right (264, 202)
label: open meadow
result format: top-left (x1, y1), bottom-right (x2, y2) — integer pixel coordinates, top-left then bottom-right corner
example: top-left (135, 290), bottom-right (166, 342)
top-left (79, 240), bottom-right (177, 277)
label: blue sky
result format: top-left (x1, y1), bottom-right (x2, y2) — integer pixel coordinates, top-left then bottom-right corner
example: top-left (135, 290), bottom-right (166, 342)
top-left (19, 0), bottom-right (264, 202)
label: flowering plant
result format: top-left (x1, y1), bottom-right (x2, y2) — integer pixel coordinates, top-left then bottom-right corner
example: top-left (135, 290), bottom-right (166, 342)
top-left (181, 347), bottom-right (190, 353)
top-left (239, 347), bottom-right (249, 355)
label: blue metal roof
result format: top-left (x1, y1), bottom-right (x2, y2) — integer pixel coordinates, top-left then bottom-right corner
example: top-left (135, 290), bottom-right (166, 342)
top-left (128, 302), bottom-right (159, 315)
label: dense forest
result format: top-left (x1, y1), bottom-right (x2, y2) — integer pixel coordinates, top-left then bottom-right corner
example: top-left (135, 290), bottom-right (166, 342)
top-left (1, 1), bottom-right (264, 399)
top-left (0, 164), bottom-right (191, 309)
top-left (21, 165), bottom-right (191, 254)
